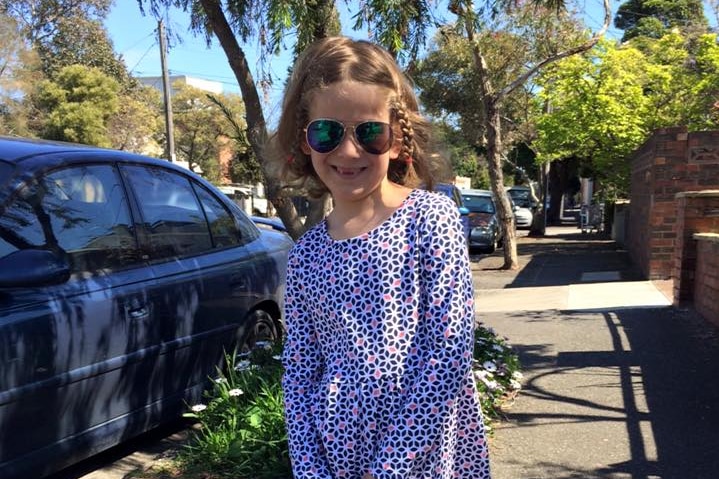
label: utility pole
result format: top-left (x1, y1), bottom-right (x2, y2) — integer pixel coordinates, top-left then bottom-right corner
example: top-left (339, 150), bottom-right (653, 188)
top-left (158, 20), bottom-right (176, 162)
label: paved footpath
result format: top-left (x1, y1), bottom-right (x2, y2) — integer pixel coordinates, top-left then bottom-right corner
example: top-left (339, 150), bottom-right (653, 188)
top-left (474, 227), bottom-right (719, 479)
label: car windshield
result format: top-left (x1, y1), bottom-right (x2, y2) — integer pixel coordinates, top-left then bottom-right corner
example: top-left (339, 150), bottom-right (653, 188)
top-left (508, 189), bottom-right (533, 208)
top-left (463, 195), bottom-right (495, 214)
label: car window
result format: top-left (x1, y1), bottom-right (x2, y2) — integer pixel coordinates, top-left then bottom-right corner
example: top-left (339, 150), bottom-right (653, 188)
top-left (193, 184), bottom-right (244, 248)
top-left (0, 160), bottom-right (12, 187)
top-left (0, 164), bottom-right (139, 274)
top-left (463, 195), bottom-right (495, 214)
top-left (122, 165), bottom-right (212, 259)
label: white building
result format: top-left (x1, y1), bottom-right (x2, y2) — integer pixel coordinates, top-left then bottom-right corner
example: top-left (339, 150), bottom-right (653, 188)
top-left (137, 75), bottom-right (223, 96)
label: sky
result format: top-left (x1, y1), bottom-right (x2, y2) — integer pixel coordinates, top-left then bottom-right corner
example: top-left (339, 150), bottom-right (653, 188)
top-left (103, 1), bottom-right (713, 125)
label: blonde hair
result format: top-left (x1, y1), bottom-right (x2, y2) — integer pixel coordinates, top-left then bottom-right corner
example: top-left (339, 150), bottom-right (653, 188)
top-left (265, 36), bottom-right (438, 198)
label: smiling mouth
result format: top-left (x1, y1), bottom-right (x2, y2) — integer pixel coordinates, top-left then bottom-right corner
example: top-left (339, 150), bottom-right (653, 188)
top-left (333, 166), bottom-right (366, 176)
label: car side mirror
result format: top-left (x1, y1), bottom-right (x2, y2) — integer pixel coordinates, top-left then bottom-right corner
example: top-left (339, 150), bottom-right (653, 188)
top-left (0, 249), bottom-right (70, 288)
top-left (459, 206), bottom-right (470, 216)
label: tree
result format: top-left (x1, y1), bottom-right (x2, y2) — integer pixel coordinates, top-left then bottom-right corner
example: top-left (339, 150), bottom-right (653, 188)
top-left (171, 82), bottom-right (249, 184)
top-left (445, 0), bottom-right (610, 269)
top-left (614, 0), bottom-right (708, 42)
top-left (138, 0), bottom-right (602, 250)
top-left (35, 64), bottom-right (120, 146)
top-left (107, 84), bottom-right (163, 154)
top-left (1, 0), bottom-right (130, 83)
top-left (534, 30), bottom-right (719, 199)
top-left (533, 39), bottom-right (650, 198)
top-left (0, 12), bottom-right (43, 136)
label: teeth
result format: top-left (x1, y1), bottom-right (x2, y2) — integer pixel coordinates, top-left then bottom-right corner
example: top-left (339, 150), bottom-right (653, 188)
top-left (335, 166), bottom-right (362, 175)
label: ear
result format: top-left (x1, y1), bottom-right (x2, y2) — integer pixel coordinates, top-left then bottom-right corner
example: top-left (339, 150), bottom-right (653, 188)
top-left (389, 135), bottom-right (403, 160)
top-left (300, 138), bottom-right (311, 155)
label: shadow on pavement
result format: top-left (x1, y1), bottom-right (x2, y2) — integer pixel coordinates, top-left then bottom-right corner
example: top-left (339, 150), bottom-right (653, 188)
top-left (491, 305), bottom-right (719, 479)
top-left (474, 228), bottom-right (643, 290)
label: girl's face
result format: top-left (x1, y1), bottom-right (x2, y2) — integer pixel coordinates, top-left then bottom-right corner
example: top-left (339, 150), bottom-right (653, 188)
top-left (301, 81), bottom-right (402, 206)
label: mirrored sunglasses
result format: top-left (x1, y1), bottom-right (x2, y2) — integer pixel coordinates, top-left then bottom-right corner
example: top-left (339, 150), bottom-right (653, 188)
top-left (304, 119), bottom-right (393, 155)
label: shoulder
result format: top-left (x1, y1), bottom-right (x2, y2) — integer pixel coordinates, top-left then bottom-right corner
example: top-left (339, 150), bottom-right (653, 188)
top-left (288, 221), bottom-right (326, 260)
top-left (410, 188), bottom-right (460, 221)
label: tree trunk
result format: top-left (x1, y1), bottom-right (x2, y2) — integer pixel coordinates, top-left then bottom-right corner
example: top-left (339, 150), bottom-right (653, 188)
top-left (199, 0), bottom-right (306, 240)
top-left (464, 10), bottom-right (519, 270)
top-left (484, 102), bottom-right (519, 269)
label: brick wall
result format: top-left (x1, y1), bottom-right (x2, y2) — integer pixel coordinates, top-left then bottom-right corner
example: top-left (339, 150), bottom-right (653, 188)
top-left (694, 234), bottom-right (719, 327)
top-left (674, 192), bottom-right (719, 302)
top-left (628, 127), bottom-right (719, 279)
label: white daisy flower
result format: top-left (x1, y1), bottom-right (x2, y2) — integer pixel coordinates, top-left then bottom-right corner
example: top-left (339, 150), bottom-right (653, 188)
top-left (234, 360), bottom-right (252, 371)
top-left (482, 361), bottom-right (497, 372)
top-left (509, 379), bottom-right (522, 390)
top-left (191, 404), bottom-right (207, 413)
top-left (228, 388), bottom-right (244, 397)
top-left (512, 371), bottom-right (524, 380)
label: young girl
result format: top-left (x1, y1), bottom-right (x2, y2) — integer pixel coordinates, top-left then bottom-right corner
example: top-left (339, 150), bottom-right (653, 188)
top-left (267, 36), bottom-right (491, 479)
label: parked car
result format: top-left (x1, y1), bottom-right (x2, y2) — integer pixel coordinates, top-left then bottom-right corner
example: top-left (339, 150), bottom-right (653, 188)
top-left (251, 215), bottom-right (287, 232)
top-left (433, 183), bottom-right (471, 242)
top-left (0, 137), bottom-right (293, 479)
top-left (506, 185), bottom-right (537, 229)
top-left (461, 188), bottom-right (503, 253)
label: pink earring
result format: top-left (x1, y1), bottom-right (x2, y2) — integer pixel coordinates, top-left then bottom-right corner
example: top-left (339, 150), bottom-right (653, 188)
top-left (287, 155), bottom-right (295, 164)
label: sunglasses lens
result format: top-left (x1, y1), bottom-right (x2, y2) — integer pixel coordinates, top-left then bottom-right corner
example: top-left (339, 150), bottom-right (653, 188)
top-left (306, 119), bottom-right (345, 153)
top-left (355, 121), bottom-right (392, 154)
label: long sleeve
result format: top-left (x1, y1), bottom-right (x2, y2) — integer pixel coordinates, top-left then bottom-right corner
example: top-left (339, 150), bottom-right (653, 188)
top-left (370, 199), bottom-right (476, 479)
top-left (281, 249), bottom-right (333, 478)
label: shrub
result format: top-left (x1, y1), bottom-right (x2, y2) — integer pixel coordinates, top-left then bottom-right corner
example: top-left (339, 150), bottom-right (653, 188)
top-left (179, 327), bottom-right (522, 477)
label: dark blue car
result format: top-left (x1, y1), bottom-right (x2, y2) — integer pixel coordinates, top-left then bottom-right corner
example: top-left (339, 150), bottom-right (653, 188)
top-left (0, 137), bottom-right (293, 479)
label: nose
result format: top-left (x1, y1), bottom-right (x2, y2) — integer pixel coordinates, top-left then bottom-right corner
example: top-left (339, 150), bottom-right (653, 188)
top-left (333, 126), bottom-right (362, 156)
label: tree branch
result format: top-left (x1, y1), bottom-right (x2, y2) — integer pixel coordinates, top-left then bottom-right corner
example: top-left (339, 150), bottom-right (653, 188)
top-left (499, 0), bottom-right (611, 100)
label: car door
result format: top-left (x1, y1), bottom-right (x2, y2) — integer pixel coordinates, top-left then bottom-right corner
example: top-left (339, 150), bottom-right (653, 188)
top-left (0, 162), bottom-right (157, 477)
top-left (119, 164), bottom-right (263, 403)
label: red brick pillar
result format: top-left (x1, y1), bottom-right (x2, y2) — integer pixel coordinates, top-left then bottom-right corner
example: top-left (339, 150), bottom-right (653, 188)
top-left (694, 234), bottom-right (719, 327)
top-left (674, 191), bottom-right (719, 304)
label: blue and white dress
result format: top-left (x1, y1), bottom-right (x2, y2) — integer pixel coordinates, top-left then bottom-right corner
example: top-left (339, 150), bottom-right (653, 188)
top-left (282, 188), bottom-right (491, 479)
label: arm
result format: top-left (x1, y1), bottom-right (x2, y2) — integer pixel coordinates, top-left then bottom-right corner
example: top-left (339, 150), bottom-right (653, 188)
top-left (281, 250), bottom-right (333, 478)
top-left (371, 199), bottom-right (475, 479)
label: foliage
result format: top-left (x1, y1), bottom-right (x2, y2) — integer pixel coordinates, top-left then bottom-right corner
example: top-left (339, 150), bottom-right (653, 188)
top-left (181, 343), bottom-right (290, 479)
top-left (0, 12), bottom-right (43, 137)
top-left (108, 84), bottom-right (163, 154)
top-left (171, 83), bottom-right (248, 184)
top-left (36, 16), bottom-right (131, 83)
top-left (170, 327), bottom-right (521, 478)
top-left (614, 0), bottom-right (708, 42)
top-left (472, 324), bottom-right (523, 422)
top-left (534, 39), bottom-right (649, 195)
top-left (414, 3), bottom-right (586, 153)
top-left (534, 31), bottom-right (719, 197)
top-left (0, 0), bottom-right (127, 82)
top-left (34, 64), bottom-right (120, 146)
top-left (637, 32), bottom-right (719, 132)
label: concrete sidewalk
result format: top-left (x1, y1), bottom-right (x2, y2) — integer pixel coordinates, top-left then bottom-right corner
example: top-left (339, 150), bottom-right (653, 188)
top-left (474, 227), bottom-right (719, 479)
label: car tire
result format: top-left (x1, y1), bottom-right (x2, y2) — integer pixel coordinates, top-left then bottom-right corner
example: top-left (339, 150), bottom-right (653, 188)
top-left (485, 238), bottom-right (497, 254)
top-left (240, 309), bottom-right (282, 353)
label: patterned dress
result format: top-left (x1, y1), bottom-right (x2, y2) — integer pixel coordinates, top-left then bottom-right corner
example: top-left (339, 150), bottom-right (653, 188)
top-left (282, 188), bottom-right (491, 479)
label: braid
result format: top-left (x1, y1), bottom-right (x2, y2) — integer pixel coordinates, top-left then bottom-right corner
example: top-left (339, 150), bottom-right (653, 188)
top-left (395, 106), bottom-right (415, 162)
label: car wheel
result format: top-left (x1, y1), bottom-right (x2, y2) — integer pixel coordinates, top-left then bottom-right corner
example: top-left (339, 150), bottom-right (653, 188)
top-left (485, 238), bottom-right (497, 254)
top-left (240, 309), bottom-right (281, 353)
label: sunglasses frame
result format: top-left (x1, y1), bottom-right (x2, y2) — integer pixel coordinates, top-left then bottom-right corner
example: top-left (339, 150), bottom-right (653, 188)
top-left (303, 118), bottom-right (394, 155)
